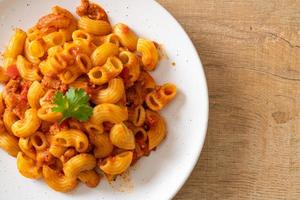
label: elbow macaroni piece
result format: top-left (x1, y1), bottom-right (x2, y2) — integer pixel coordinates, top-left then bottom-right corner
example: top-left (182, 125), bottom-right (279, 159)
top-left (119, 51), bottom-right (140, 86)
top-left (19, 137), bottom-right (36, 160)
top-left (60, 148), bottom-right (78, 164)
top-left (73, 38), bottom-right (96, 55)
top-left (43, 165), bottom-right (78, 192)
top-left (63, 154), bottom-right (96, 177)
top-left (49, 144), bottom-right (67, 158)
top-left (0, 132), bottom-right (20, 157)
top-left (99, 151), bottom-right (133, 175)
top-left (53, 129), bottom-right (89, 152)
top-left (137, 38), bottom-right (159, 71)
top-left (59, 19), bottom-right (78, 42)
top-left (39, 60), bottom-right (54, 76)
top-left (139, 71), bottom-right (157, 93)
top-left (30, 132), bottom-right (48, 151)
top-left (88, 56), bottom-right (123, 85)
top-left (110, 123), bottom-right (135, 150)
top-left (145, 83), bottom-right (177, 111)
top-left (17, 152), bottom-right (42, 179)
top-left (83, 122), bottom-right (104, 135)
top-left (113, 23), bottom-right (138, 51)
top-left (103, 57), bottom-right (123, 79)
top-left (78, 16), bottom-right (112, 36)
top-left (92, 133), bottom-right (113, 159)
top-left (58, 65), bottom-right (82, 84)
top-left (91, 43), bottom-right (119, 66)
top-left (27, 40), bottom-right (45, 58)
top-left (76, 53), bottom-right (92, 73)
top-left (133, 127), bottom-right (148, 142)
top-left (43, 31), bottom-right (66, 49)
top-left (90, 103), bottom-right (128, 125)
top-left (16, 55), bottom-right (42, 81)
top-left (3, 109), bottom-right (18, 134)
top-left (48, 53), bottom-right (70, 73)
top-left (12, 108), bottom-right (41, 138)
top-left (26, 27), bottom-right (41, 42)
top-left (88, 66), bottom-right (108, 85)
top-left (5, 29), bottom-right (27, 59)
top-left (129, 105), bottom-right (146, 127)
top-left (28, 81), bottom-right (45, 108)
top-left (78, 170), bottom-right (101, 188)
top-left (102, 56), bottom-right (123, 76)
top-left (72, 29), bottom-right (92, 42)
top-left (24, 38), bottom-right (45, 64)
top-left (102, 33), bottom-right (120, 46)
top-left (37, 104), bottom-right (62, 122)
top-left (92, 78), bottom-right (124, 104)
top-left (146, 110), bottom-right (167, 150)
top-left (47, 45), bottom-right (64, 57)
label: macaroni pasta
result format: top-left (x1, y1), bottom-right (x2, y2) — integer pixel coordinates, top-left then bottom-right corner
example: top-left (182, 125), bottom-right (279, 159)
top-left (0, 0), bottom-right (177, 192)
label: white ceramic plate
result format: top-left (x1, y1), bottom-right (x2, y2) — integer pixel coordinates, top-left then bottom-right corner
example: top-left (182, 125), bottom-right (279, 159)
top-left (0, 0), bottom-right (208, 199)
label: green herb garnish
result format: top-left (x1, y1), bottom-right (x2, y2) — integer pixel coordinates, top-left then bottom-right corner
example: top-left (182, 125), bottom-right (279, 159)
top-left (52, 88), bottom-right (93, 123)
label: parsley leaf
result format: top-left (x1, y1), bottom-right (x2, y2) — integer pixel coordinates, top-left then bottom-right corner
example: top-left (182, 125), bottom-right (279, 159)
top-left (52, 88), bottom-right (93, 123)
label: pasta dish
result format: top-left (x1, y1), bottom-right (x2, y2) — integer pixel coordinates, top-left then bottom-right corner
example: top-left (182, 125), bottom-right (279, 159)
top-left (0, 0), bottom-right (177, 192)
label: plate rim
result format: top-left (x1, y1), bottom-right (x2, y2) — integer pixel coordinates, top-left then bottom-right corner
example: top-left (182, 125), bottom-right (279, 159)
top-left (152, 1), bottom-right (209, 199)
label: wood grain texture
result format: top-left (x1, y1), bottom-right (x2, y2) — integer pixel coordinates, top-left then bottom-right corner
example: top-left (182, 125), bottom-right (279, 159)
top-left (156, 0), bottom-right (300, 199)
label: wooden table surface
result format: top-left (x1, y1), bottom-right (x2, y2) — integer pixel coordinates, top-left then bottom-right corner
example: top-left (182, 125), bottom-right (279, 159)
top-left (156, 0), bottom-right (300, 199)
